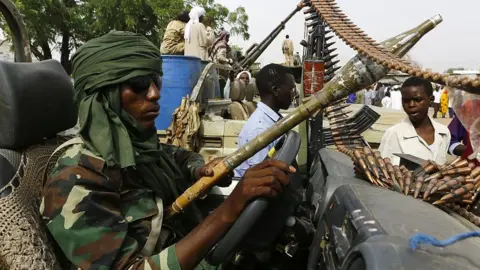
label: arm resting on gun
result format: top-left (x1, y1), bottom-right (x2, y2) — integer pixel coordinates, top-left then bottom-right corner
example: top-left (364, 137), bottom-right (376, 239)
top-left (215, 46), bottom-right (233, 65)
top-left (161, 143), bottom-right (205, 181)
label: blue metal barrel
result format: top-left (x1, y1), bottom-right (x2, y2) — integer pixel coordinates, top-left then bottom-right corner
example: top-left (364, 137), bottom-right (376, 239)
top-left (156, 55), bottom-right (201, 130)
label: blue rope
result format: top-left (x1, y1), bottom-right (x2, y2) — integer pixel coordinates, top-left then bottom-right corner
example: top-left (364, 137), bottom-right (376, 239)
top-left (409, 231), bottom-right (480, 251)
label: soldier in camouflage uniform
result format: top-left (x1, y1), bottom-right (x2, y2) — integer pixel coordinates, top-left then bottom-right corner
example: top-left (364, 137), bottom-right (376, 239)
top-left (40, 30), bottom-right (295, 270)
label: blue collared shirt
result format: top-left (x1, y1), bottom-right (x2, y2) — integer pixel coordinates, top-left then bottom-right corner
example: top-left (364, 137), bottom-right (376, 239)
top-left (234, 102), bottom-right (283, 177)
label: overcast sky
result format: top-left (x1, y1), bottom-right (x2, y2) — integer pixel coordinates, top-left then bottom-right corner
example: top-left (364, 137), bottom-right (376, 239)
top-left (2, 0), bottom-right (478, 73)
top-left (217, 0), bottom-right (480, 73)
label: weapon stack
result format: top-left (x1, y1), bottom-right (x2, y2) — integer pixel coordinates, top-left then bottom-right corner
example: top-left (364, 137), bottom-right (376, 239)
top-left (338, 146), bottom-right (480, 226)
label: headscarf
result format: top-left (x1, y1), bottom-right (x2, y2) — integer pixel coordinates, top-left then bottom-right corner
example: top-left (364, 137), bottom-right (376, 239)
top-left (212, 30), bottom-right (230, 48)
top-left (209, 30), bottom-right (230, 57)
top-left (71, 30), bottom-right (193, 207)
top-left (236, 70), bottom-right (252, 80)
top-left (184, 6), bottom-right (206, 42)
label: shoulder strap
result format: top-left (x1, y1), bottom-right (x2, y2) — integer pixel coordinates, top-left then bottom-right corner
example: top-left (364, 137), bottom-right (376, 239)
top-left (42, 137), bottom-right (84, 184)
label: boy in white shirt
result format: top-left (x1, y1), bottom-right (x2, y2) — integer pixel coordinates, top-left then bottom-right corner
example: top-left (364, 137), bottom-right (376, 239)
top-left (379, 77), bottom-right (451, 165)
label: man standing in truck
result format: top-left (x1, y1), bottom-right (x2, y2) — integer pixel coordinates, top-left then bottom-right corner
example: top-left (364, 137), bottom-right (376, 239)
top-left (282, 35), bottom-right (294, 66)
top-left (184, 6), bottom-right (214, 61)
top-left (234, 64), bottom-right (296, 177)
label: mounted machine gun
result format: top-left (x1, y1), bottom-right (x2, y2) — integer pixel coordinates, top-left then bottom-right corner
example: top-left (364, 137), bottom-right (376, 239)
top-left (166, 0), bottom-right (480, 216)
top-left (0, 0), bottom-right (31, 62)
top-left (233, 0), bottom-right (310, 75)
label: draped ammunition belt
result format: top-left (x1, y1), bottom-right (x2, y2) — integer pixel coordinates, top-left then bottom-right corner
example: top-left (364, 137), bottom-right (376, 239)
top-left (321, 98), bottom-right (379, 149)
top-left (338, 146), bottom-right (480, 227)
top-left (310, 0), bottom-right (480, 93)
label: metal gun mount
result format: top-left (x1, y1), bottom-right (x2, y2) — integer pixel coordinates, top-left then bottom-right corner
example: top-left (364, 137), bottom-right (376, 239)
top-left (0, 0), bottom-right (31, 62)
top-left (234, 0), bottom-right (311, 75)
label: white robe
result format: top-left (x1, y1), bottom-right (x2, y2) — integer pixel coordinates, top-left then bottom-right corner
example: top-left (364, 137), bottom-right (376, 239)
top-left (390, 91), bottom-right (403, 111)
top-left (184, 23), bottom-right (214, 61)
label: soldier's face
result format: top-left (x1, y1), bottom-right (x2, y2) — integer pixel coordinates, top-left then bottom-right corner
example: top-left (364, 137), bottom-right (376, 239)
top-left (121, 75), bottom-right (162, 129)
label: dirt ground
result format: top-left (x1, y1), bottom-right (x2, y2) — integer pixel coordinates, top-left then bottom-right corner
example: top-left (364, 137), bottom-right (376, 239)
top-left (429, 108), bottom-right (453, 126)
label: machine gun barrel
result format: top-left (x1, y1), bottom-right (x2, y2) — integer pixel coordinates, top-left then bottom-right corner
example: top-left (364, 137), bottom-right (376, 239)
top-left (166, 15), bottom-right (443, 217)
top-left (235, 0), bottom-right (307, 74)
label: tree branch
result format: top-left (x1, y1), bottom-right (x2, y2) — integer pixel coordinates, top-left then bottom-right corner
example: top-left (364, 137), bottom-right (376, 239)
top-left (30, 45), bottom-right (45, 61)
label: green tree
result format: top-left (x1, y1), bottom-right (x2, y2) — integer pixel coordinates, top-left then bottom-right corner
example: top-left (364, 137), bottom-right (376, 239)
top-left (445, 67), bottom-right (465, 74)
top-left (229, 44), bottom-right (244, 63)
top-left (1, 0), bottom-right (249, 74)
top-left (185, 0), bottom-right (249, 40)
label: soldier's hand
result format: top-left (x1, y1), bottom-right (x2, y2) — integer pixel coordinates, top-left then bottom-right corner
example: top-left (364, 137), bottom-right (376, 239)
top-left (194, 157), bottom-right (233, 187)
top-left (224, 160), bottom-right (296, 218)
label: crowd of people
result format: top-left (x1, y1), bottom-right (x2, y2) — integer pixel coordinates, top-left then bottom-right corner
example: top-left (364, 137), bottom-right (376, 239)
top-left (348, 83), bottom-right (455, 120)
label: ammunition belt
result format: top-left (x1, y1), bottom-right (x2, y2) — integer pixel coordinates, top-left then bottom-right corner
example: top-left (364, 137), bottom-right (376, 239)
top-left (310, 0), bottom-right (480, 93)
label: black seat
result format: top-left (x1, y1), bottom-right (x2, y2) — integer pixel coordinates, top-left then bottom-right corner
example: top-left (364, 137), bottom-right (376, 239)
top-left (0, 59), bottom-right (77, 269)
top-left (0, 60), bottom-right (77, 148)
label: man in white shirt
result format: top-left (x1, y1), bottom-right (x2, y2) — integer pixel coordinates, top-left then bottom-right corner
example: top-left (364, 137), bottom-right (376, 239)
top-left (184, 6), bottom-right (214, 61)
top-left (390, 86), bottom-right (403, 111)
top-left (432, 88), bottom-right (441, 118)
top-left (379, 77), bottom-right (451, 165)
top-left (234, 64), bottom-right (296, 177)
top-left (381, 90), bottom-right (392, 109)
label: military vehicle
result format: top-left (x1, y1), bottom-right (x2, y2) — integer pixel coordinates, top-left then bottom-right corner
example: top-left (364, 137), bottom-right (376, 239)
top-left (2, 0), bottom-right (480, 269)
top-left (159, 1), bottom-right (317, 174)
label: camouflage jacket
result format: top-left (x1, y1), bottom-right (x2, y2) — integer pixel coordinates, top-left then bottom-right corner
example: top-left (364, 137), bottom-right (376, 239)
top-left (40, 139), bottom-right (216, 270)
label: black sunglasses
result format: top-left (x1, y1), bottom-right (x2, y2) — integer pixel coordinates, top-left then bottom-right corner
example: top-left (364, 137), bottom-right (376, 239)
top-left (124, 74), bottom-right (161, 93)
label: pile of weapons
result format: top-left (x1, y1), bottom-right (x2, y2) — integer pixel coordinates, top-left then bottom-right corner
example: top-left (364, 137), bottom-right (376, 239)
top-left (338, 146), bottom-right (480, 226)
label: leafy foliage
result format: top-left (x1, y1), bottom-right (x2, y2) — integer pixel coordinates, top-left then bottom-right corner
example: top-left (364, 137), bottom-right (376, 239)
top-left (445, 67), bottom-right (465, 74)
top-left (0, 0), bottom-right (249, 73)
top-left (185, 0), bottom-right (249, 40)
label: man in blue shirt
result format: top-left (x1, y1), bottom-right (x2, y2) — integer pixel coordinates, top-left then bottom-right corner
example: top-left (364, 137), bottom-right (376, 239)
top-left (234, 64), bottom-right (296, 177)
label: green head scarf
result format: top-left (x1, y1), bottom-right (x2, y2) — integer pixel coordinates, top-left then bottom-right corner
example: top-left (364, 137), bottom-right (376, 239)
top-left (71, 31), bottom-right (196, 209)
top-left (72, 30), bottom-right (163, 168)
